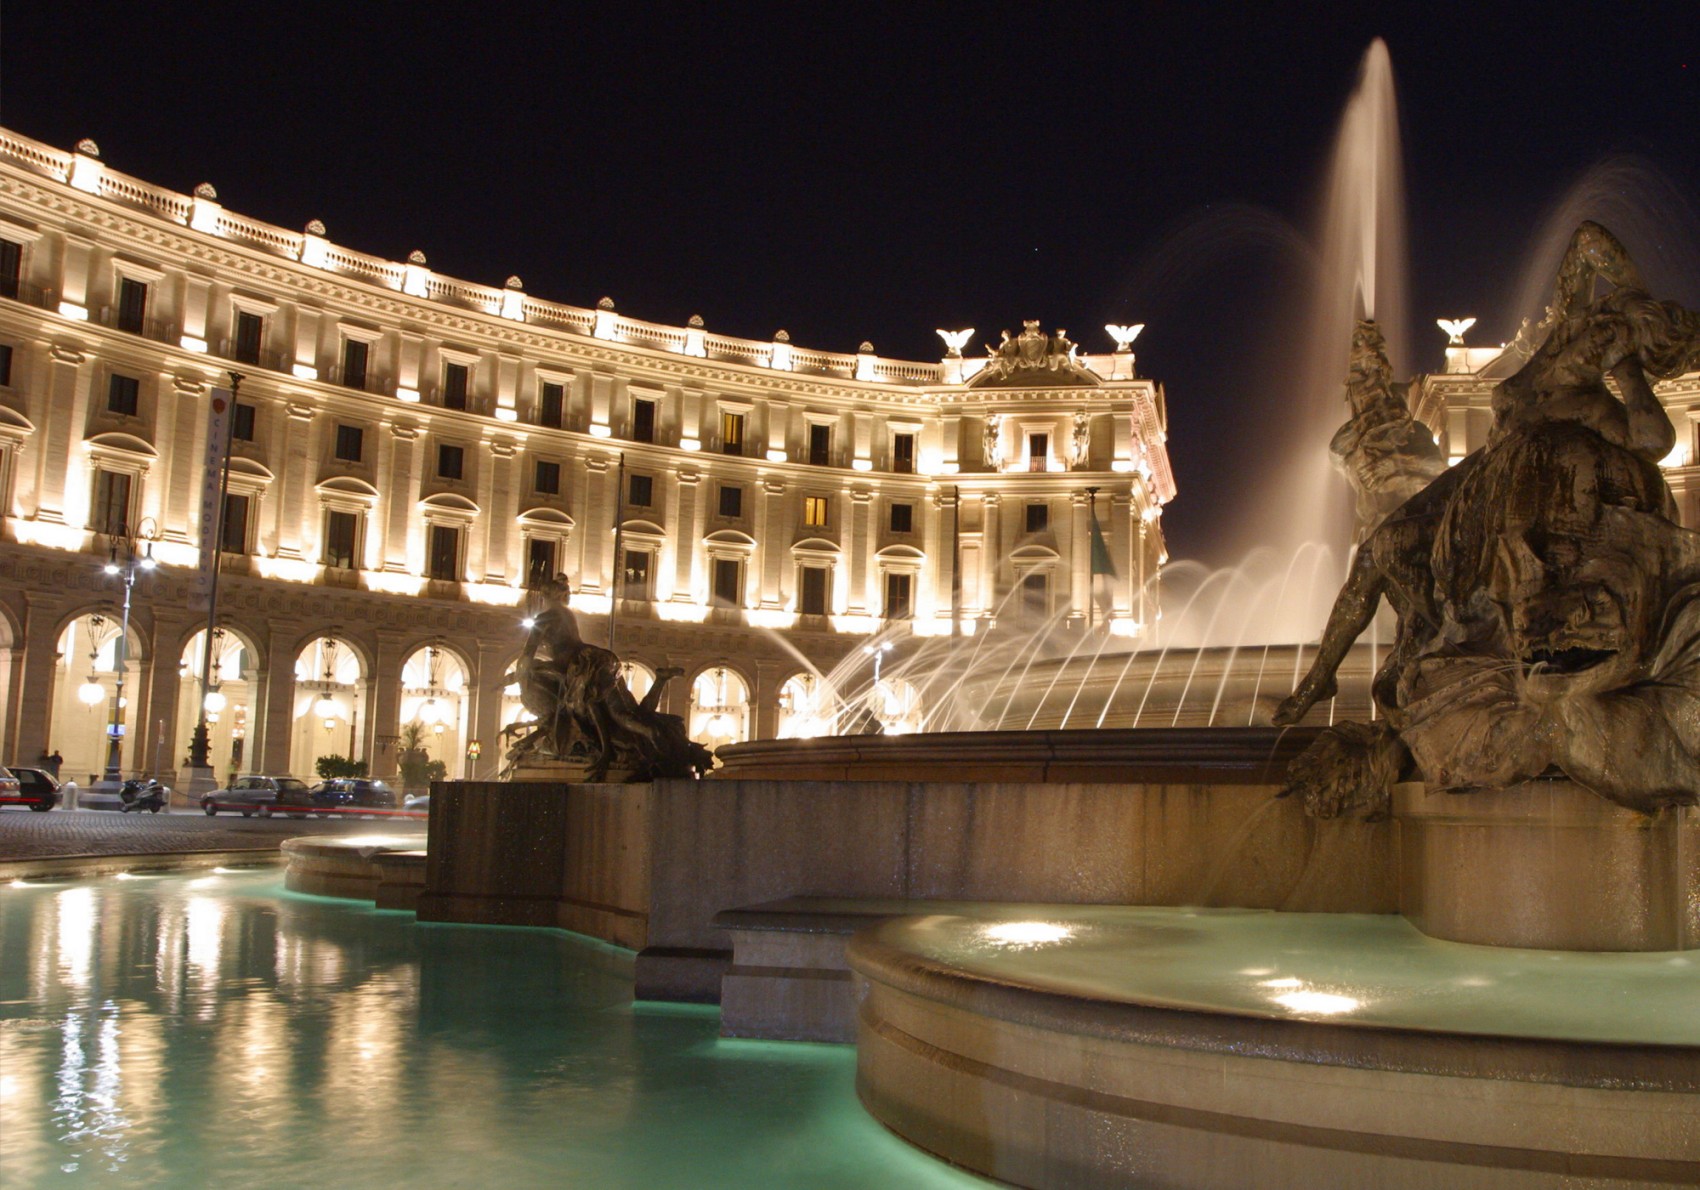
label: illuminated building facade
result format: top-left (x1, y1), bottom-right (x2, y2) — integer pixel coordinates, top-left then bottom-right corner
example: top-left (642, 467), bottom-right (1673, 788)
top-left (0, 129), bottom-right (1174, 783)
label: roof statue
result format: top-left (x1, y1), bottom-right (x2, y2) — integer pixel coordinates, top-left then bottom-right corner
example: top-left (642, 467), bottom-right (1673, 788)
top-left (970, 319), bottom-right (1097, 388)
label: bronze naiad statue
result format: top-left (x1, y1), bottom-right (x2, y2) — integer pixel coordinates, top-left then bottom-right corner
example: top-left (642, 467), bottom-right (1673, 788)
top-left (501, 575), bottom-right (712, 781)
top-left (1276, 222), bottom-right (1700, 820)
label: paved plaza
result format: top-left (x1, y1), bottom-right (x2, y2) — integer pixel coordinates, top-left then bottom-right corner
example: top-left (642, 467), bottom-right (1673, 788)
top-left (0, 808), bottom-right (425, 865)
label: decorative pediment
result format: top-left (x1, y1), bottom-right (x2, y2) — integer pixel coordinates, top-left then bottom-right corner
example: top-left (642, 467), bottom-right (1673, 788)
top-left (517, 506), bottom-right (574, 527)
top-left (316, 475), bottom-right (381, 501)
top-left (791, 536), bottom-right (842, 555)
top-left (419, 492), bottom-right (480, 515)
top-left (968, 320), bottom-right (1100, 389)
top-left (0, 404), bottom-right (34, 437)
top-left (84, 430), bottom-right (157, 458)
top-left (619, 518), bottom-right (666, 538)
top-left (705, 528), bottom-right (757, 549)
top-left (876, 544), bottom-right (926, 562)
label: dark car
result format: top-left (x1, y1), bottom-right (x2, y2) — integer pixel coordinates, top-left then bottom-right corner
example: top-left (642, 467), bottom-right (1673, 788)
top-left (307, 778), bottom-right (398, 812)
top-left (202, 774), bottom-right (312, 817)
top-left (7, 766), bottom-right (62, 812)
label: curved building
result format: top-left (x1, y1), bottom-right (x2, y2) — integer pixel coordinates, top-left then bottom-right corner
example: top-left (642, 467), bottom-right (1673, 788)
top-left (0, 128), bottom-right (1174, 785)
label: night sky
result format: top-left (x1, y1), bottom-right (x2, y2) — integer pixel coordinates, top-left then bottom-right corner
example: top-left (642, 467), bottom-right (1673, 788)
top-left (2, 3), bottom-right (1695, 565)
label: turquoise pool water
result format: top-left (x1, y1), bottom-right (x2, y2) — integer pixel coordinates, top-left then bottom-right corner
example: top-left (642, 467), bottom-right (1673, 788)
top-left (0, 870), bottom-right (983, 1188)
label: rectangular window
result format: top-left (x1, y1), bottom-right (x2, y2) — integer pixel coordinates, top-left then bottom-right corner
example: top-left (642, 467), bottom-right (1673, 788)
top-left (0, 239), bottom-right (20, 299)
top-left (800, 565), bottom-right (829, 616)
top-left (221, 493), bottom-right (250, 553)
top-left (232, 402), bottom-right (256, 442)
top-left (711, 557), bottom-right (743, 607)
top-left (427, 524), bottom-right (461, 582)
top-left (808, 423), bottom-right (831, 466)
top-left (526, 538), bottom-right (557, 588)
top-left (539, 381), bottom-right (565, 428)
top-left (884, 572), bottom-right (913, 620)
top-left (893, 433), bottom-right (916, 474)
top-left (334, 424), bottom-right (364, 462)
top-left (92, 470), bottom-right (132, 537)
top-left (889, 502), bottom-right (913, 533)
top-left (442, 361), bottom-right (469, 410)
top-left (628, 473), bottom-right (654, 508)
top-left (1028, 432), bottom-right (1049, 473)
top-left (233, 310), bottom-right (264, 364)
top-left (1025, 502), bottom-right (1049, 533)
top-left (718, 484), bottom-right (742, 518)
top-left (621, 549), bottom-right (652, 600)
top-left (437, 443), bottom-right (464, 480)
top-left (721, 410), bottom-right (745, 456)
top-left (0, 343), bottom-right (12, 387)
top-left (116, 277), bottom-right (148, 334)
top-left (340, 338), bottom-right (369, 390)
top-left (534, 460), bottom-right (560, 496)
top-left (107, 373), bottom-right (140, 416)
top-left (632, 399), bottom-right (656, 443)
top-left (803, 496), bottom-right (829, 527)
top-left (324, 510), bottom-right (359, 569)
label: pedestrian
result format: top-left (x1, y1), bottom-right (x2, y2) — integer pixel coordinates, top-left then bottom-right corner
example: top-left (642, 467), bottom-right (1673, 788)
top-left (46, 750), bottom-right (63, 778)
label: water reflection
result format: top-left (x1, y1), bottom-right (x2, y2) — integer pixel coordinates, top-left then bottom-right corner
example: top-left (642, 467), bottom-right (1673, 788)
top-left (0, 872), bottom-right (979, 1188)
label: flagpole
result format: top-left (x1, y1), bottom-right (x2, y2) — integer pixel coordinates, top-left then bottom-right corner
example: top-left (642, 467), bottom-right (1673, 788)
top-left (188, 371), bottom-right (242, 789)
top-left (1085, 486), bottom-right (1099, 628)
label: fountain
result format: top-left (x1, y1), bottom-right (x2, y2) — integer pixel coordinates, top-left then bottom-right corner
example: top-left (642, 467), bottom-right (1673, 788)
top-left (401, 40), bottom-right (1699, 1189)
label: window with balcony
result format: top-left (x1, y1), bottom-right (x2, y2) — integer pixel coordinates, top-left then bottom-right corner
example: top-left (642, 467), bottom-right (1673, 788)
top-left (437, 444), bottom-right (464, 480)
top-left (91, 469), bottom-right (132, 537)
top-left (526, 538), bottom-right (558, 588)
top-left (340, 338), bottom-right (369, 390)
top-left (534, 460), bottom-right (560, 496)
top-left (884, 572), bottom-right (913, 620)
top-left (893, 432), bottom-right (916, 474)
top-left (115, 277), bottom-right (148, 334)
top-left (1028, 432), bottom-right (1049, 473)
top-left (427, 524), bottom-right (461, 582)
top-left (803, 496), bottom-right (829, 527)
top-left (107, 373), bottom-right (140, 416)
top-left (808, 423), bottom-right (831, 466)
top-left (442, 361), bottom-right (469, 410)
top-left (718, 484), bottom-right (742, 518)
top-left (1025, 502), bottom-right (1049, 533)
top-left (232, 402), bottom-right (256, 442)
top-left (711, 557), bottom-right (743, 607)
top-left (621, 549), bottom-right (653, 600)
top-left (334, 424), bottom-right (364, 462)
top-left (221, 493), bottom-right (250, 553)
top-left (0, 240), bottom-right (20, 300)
top-left (629, 473), bottom-right (654, 508)
top-left (539, 381), bottom-right (565, 428)
top-left (632, 399), bottom-right (656, 443)
top-left (324, 510), bottom-right (359, 569)
top-left (721, 410), bottom-right (745, 456)
top-left (889, 502), bottom-right (913, 533)
top-left (799, 565), bottom-right (830, 616)
top-left (233, 311), bottom-right (264, 364)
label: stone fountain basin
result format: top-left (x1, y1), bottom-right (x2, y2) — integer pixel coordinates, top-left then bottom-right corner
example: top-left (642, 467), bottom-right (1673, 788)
top-left (850, 906), bottom-right (1700, 1190)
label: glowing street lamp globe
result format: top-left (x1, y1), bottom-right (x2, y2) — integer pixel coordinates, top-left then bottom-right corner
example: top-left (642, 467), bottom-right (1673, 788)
top-left (203, 689), bottom-right (228, 713)
top-left (313, 692), bottom-right (340, 720)
top-left (78, 676), bottom-right (105, 706)
top-left (416, 697), bottom-right (443, 725)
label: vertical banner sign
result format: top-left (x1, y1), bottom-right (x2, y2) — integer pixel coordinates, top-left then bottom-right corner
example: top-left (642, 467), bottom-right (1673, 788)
top-left (191, 387), bottom-right (233, 612)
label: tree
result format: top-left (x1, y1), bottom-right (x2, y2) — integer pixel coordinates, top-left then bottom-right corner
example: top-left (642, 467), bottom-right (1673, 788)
top-left (397, 722), bottom-right (434, 790)
top-left (314, 754), bottom-right (369, 779)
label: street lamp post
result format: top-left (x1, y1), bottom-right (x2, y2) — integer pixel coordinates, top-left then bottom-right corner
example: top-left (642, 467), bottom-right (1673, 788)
top-left (101, 520), bottom-right (158, 784)
top-left (187, 371), bottom-right (243, 785)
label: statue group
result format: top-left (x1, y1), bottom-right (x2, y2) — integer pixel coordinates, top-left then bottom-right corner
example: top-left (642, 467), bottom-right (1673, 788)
top-left (502, 576), bottom-right (712, 781)
top-left (1278, 222), bottom-right (1700, 819)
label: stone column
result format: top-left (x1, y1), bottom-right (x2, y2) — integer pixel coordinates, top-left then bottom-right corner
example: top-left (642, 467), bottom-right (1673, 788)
top-left (257, 628), bottom-right (298, 776)
top-left (13, 593), bottom-right (66, 763)
top-left (1070, 491), bottom-right (1091, 620)
top-left (33, 344), bottom-right (89, 522)
top-left (757, 479), bottom-right (786, 608)
top-left (273, 402), bottom-right (316, 559)
top-left (981, 494), bottom-right (1001, 617)
top-left (379, 421), bottom-right (421, 572)
top-left (366, 630), bottom-right (407, 778)
top-left (469, 637), bottom-right (510, 780)
top-left (669, 468), bottom-right (702, 603)
top-left (482, 436), bottom-right (517, 583)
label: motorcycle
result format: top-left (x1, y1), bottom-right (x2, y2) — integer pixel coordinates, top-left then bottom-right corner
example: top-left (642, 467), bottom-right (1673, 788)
top-left (119, 778), bottom-right (168, 814)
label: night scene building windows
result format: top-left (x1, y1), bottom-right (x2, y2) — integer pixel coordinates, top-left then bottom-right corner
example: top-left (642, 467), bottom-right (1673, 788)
top-left (427, 524), bottom-right (461, 582)
top-left (334, 424), bottom-right (364, 463)
top-left (892, 432), bottom-right (916, 474)
top-left (538, 381), bottom-right (565, 428)
top-left (340, 337), bottom-right (369, 390)
top-left (718, 484), bottom-right (743, 519)
top-left (91, 469), bottom-right (132, 536)
top-left (799, 565), bottom-right (830, 616)
top-left (323, 510), bottom-right (359, 570)
top-left (534, 460), bottom-right (561, 496)
top-left (808, 423), bottom-right (832, 466)
top-left (106, 373), bottom-right (139, 416)
top-left (803, 496), bottom-right (829, 528)
top-left (114, 276), bottom-right (148, 334)
top-left (721, 410), bottom-right (745, 456)
top-left (441, 360), bottom-right (469, 410)
top-left (889, 503), bottom-right (914, 533)
top-left (628, 474), bottom-right (654, 508)
top-left (711, 557), bottom-right (743, 607)
top-left (0, 238), bottom-right (20, 298)
top-left (231, 402), bottom-right (257, 442)
top-left (631, 398), bottom-right (656, 444)
top-left (233, 310), bottom-right (264, 364)
top-left (437, 444), bottom-right (464, 480)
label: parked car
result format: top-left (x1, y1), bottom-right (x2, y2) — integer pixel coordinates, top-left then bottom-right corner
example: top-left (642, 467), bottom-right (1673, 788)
top-left (0, 763), bottom-right (37, 811)
top-left (306, 778), bottom-right (398, 812)
top-left (202, 775), bottom-right (313, 817)
top-left (7, 766), bottom-right (63, 812)
top-left (403, 791), bottom-right (430, 813)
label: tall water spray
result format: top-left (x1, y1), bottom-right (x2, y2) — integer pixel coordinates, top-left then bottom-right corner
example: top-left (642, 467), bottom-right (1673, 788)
top-left (1243, 38), bottom-right (1410, 567)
